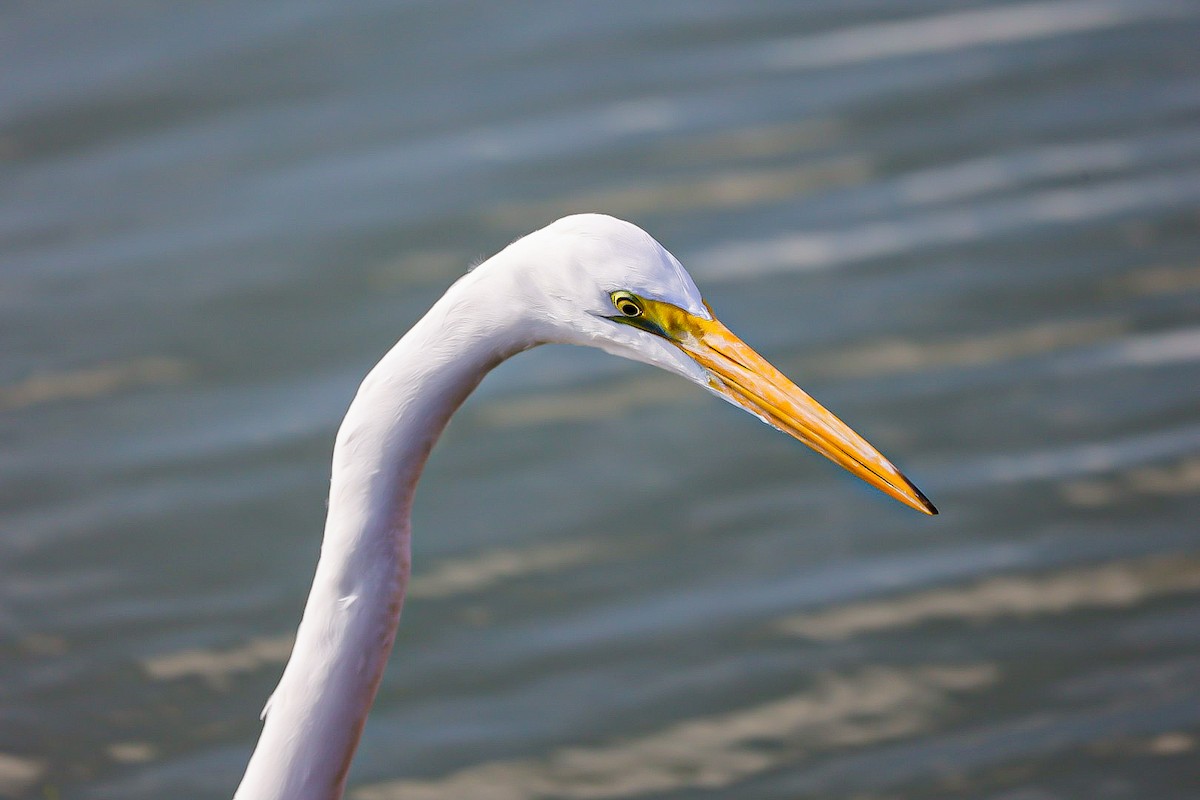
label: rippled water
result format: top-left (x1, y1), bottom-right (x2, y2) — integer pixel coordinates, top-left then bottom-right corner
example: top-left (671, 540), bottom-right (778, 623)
top-left (3, 2), bottom-right (1200, 798)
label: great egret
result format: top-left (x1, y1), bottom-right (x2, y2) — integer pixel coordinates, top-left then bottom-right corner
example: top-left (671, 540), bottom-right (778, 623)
top-left (233, 214), bottom-right (936, 799)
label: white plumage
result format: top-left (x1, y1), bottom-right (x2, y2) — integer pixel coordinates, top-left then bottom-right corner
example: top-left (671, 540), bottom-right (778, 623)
top-left (234, 214), bottom-right (934, 800)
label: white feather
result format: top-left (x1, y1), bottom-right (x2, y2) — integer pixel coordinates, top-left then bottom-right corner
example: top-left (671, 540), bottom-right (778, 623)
top-left (234, 215), bottom-right (713, 799)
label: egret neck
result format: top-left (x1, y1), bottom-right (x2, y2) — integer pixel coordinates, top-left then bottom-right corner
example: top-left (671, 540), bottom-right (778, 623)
top-left (234, 265), bottom-right (531, 800)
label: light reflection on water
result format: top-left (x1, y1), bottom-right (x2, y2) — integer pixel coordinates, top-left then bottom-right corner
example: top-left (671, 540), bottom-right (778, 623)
top-left (2, 1), bottom-right (1199, 799)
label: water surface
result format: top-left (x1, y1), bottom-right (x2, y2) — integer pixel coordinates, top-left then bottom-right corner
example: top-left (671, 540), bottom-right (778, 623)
top-left (2, 2), bottom-right (1200, 798)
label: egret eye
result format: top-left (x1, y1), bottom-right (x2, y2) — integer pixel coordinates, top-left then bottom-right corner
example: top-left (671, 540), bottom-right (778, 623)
top-left (611, 291), bottom-right (643, 317)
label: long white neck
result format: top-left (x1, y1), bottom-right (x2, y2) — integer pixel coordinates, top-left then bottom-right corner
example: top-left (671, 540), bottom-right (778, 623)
top-left (235, 266), bottom-right (533, 800)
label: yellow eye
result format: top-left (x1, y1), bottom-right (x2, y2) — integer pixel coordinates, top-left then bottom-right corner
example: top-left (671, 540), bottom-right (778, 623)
top-left (612, 291), bottom-right (643, 317)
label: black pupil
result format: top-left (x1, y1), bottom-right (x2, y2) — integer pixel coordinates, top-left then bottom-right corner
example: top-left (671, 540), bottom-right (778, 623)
top-left (620, 300), bottom-right (639, 315)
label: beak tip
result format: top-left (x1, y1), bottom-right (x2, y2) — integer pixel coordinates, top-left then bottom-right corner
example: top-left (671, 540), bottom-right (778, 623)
top-left (908, 482), bottom-right (938, 516)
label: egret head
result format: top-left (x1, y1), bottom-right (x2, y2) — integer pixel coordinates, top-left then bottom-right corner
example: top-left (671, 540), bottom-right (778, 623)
top-left (490, 213), bottom-right (936, 515)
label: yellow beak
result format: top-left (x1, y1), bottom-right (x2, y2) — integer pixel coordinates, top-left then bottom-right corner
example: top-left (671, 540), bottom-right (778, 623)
top-left (634, 297), bottom-right (937, 515)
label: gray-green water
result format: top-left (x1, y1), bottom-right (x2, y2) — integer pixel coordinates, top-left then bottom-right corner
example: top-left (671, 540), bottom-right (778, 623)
top-left (3, 2), bottom-right (1200, 798)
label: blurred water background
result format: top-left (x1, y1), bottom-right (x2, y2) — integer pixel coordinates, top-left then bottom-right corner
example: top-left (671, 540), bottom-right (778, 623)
top-left (3, 1), bottom-right (1200, 798)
